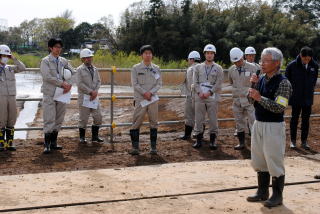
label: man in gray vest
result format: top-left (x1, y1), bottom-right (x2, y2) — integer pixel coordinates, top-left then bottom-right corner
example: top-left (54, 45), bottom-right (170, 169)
top-left (247, 47), bottom-right (292, 208)
top-left (40, 38), bottom-right (75, 154)
top-left (76, 48), bottom-right (103, 144)
top-left (0, 44), bottom-right (26, 151)
top-left (129, 45), bottom-right (162, 155)
top-left (192, 44), bottom-right (224, 149)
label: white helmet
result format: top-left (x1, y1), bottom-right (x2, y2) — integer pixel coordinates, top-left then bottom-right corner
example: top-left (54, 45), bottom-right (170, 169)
top-left (188, 51), bottom-right (201, 60)
top-left (63, 69), bottom-right (72, 80)
top-left (230, 47), bottom-right (244, 62)
top-left (203, 44), bottom-right (216, 53)
top-left (245, 46), bottom-right (256, 55)
top-left (0, 45), bottom-right (12, 56)
top-left (80, 48), bottom-right (94, 58)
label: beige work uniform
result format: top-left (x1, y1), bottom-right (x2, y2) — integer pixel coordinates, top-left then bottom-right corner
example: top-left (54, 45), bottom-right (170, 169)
top-left (76, 64), bottom-right (102, 128)
top-left (228, 61), bottom-right (257, 132)
top-left (183, 63), bottom-right (198, 127)
top-left (0, 59), bottom-right (26, 128)
top-left (193, 62), bottom-right (224, 135)
top-left (40, 54), bottom-right (74, 133)
top-left (131, 62), bottom-right (162, 129)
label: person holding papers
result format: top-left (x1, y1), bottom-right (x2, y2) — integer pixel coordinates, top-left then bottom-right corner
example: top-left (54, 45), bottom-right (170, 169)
top-left (40, 38), bottom-right (75, 154)
top-left (129, 45), bottom-right (162, 155)
top-left (192, 44), bottom-right (224, 149)
top-left (76, 48), bottom-right (103, 144)
top-left (0, 45), bottom-right (26, 151)
top-left (228, 47), bottom-right (257, 150)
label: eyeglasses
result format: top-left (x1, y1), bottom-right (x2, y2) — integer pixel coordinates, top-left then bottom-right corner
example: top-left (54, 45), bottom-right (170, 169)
top-left (259, 60), bottom-right (274, 65)
top-left (53, 45), bottom-right (62, 49)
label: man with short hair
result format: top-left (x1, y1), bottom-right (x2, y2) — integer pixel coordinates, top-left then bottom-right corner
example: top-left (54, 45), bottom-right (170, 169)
top-left (247, 47), bottom-right (292, 208)
top-left (76, 48), bottom-right (103, 144)
top-left (192, 44), bottom-right (224, 149)
top-left (129, 45), bottom-right (162, 155)
top-left (0, 45), bottom-right (26, 151)
top-left (285, 46), bottom-right (319, 150)
top-left (180, 51), bottom-right (201, 140)
top-left (40, 38), bottom-right (75, 154)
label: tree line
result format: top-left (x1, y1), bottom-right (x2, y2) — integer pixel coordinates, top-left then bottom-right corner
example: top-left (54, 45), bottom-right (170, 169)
top-left (0, 0), bottom-right (320, 65)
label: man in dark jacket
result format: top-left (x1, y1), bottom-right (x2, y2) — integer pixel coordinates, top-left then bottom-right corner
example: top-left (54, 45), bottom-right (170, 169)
top-left (285, 46), bottom-right (319, 150)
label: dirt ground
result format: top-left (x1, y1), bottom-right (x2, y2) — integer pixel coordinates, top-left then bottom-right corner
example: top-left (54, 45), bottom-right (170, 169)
top-left (1, 87), bottom-right (320, 176)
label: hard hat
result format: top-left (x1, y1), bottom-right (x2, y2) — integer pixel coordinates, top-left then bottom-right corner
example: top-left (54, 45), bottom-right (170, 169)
top-left (63, 69), bottom-right (72, 80)
top-left (230, 47), bottom-right (244, 62)
top-left (80, 48), bottom-right (94, 58)
top-left (0, 45), bottom-right (12, 56)
top-left (188, 51), bottom-right (201, 60)
top-left (245, 46), bottom-right (256, 55)
top-left (203, 44), bottom-right (216, 53)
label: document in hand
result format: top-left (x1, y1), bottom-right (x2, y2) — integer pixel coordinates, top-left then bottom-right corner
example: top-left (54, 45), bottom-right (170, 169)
top-left (83, 94), bottom-right (99, 109)
top-left (53, 87), bottom-right (71, 104)
top-left (140, 95), bottom-right (159, 107)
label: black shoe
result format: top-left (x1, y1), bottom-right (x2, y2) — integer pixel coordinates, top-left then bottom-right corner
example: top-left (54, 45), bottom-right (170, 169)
top-left (192, 133), bottom-right (203, 148)
top-left (234, 132), bottom-right (245, 150)
top-left (5, 127), bottom-right (16, 151)
top-left (92, 125), bottom-right (104, 143)
top-left (301, 141), bottom-right (310, 150)
top-left (0, 128), bottom-right (5, 152)
top-left (51, 131), bottom-right (63, 150)
top-left (209, 133), bottom-right (218, 150)
top-left (150, 128), bottom-right (158, 154)
top-left (290, 140), bottom-right (297, 149)
top-left (129, 129), bottom-right (140, 155)
top-left (180, 125), bottom-right (193, 140)
top-left (79, 128), bottom-right (87, 144)
top-left (264, 175), bottom-right (285, 207)
top-left (247, 171), bottom-right (270, 202)
top-left (314, 174), bottom-right (320, 179)
top-left (43, 133), bottom-right (51, 154)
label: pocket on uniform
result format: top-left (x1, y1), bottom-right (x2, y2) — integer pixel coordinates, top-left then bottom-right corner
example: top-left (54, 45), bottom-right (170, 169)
top-left (208, 73), bottom-right (217, 84)
top-left (137, 73), bottom-right (145, 84)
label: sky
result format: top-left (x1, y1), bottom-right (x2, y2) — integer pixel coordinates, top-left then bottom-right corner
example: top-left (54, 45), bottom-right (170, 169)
top-left (1, 0), bottom-right (138, 27)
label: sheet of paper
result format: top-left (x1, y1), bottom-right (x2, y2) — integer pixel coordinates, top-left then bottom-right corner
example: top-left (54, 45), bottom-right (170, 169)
top-left (82, 94), bottom-right (99, 109)
top-left (140, 95), bottom-right (159, 107)
top-left (53, 87), bottom-right (71, 104)
top-left (200, 82), bottom-right (213, 94)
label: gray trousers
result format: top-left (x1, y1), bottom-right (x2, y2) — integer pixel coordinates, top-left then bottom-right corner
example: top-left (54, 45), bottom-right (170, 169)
top-left (251, 120), bottom-right (286, 177)
top-left (194, 98), bottom-right (218, 135)
top-left (78, 105), bottom-right (102, 128)
top-left (131, 100), bottom-right (158, 129)
top-left (0, 95), bottom-right (17, 128)
top-left (184, 96), bottom-right (195, 127)
top-left (232, 99), bottom-right (255, 132)
top-left (43, 95), bottom-right (66, 133)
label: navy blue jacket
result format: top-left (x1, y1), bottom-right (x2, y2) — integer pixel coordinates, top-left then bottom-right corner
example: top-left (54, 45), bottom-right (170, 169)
top-left (285, 56), bottom-right (318, 106)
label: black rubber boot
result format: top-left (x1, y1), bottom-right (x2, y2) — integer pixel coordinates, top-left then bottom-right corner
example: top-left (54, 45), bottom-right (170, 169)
top-left (79, 128), bottom-right (87, 143)
top-left (180, 125), bottom-right (193, 140)
top-left (0, 128), bottom-right (5, 151)
top-left (129, 129), bottom-right (140, 155)
top-left (51, 131), bottom-right (63, 150)
top-left (301, 141), bottom-right (310, 150)
top-left (43, 133), bottom-right (51, 154)
top-left (247, 171), bottom-right (270, 202)
top-left (5, 127), bottom-right (16, 151)
top-left (92, 125), bottom-right (104, 143)
top-left (150, 128), bottom-right (158, 154)
top-left (192, 133), bottom-right (203, 148)
top-left (234, 132), bottom-right (245, 150)
top-left (209, 133), bottom-right (218, 150)
top-left (264, 175), bottom-right (285, 207)
top-left (314, 174), bottom-right (320, 179)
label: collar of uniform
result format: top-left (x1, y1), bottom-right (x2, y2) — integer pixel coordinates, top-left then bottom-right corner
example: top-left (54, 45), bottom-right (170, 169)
top-left (265, 70), bottom-right (281, 81)
top-left (49, 54), bottom-right (59, 62)
top-left (142, 61), bottom-right (152, 69)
